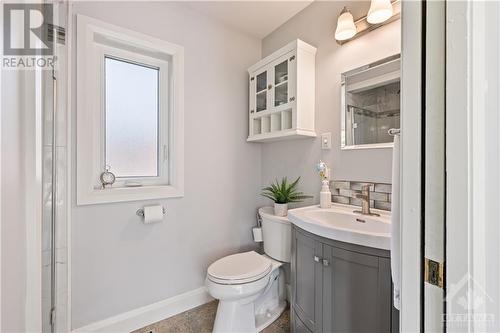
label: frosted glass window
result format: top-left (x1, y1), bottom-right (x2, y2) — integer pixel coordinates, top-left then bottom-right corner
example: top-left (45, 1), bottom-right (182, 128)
top-left (105, 57), bottom-right (159, 178)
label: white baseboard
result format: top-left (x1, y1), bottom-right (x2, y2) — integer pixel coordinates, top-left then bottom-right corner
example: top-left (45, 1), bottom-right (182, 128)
top-left (72, 287), bottom-right (213, 333)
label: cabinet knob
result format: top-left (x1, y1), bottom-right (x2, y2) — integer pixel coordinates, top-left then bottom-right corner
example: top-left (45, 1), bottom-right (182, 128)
top-left (250, 109), bottom-right (254, 113)
top-left (268, 84), bottom-right (273, 90)
top-left (314, 255), bottom-right (321, 263)
top-left (289, 97), bottom-right (295, 102)
top-left (322, 259), bottom-right (330, 267)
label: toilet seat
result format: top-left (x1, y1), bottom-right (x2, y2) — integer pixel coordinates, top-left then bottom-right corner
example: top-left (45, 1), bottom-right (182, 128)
top-left (207, 251), bottom-right (272, 285)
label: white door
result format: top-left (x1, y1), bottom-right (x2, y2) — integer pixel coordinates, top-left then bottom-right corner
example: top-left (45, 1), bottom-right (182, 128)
top-left (424, 0), bottom-right (446, 331)
top-left (446, 1), bottom-right (500, 332)
top-left (400, 1), bottom-right (446, 331)
top-left (404, 1), bottom-right (500, 332)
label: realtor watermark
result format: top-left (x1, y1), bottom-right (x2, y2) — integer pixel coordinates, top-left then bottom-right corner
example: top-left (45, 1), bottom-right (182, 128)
top-left (444, 274), bottom-right (495, 329)
top-left (2, 3), bottom-right (56, 70)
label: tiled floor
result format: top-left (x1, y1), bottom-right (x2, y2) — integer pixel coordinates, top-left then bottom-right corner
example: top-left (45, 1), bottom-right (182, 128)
top-left (132, 300), bottom-right (290, 333)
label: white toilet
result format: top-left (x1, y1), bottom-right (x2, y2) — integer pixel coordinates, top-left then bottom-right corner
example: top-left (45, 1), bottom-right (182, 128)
top-left (206, 207), bottom-right (291, 333)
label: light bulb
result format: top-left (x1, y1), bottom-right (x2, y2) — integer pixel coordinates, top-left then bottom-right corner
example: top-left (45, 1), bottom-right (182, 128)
top-left (335, 7), bottom-right (357, 41)
top-left (367, 0), bottom-right (393, 24)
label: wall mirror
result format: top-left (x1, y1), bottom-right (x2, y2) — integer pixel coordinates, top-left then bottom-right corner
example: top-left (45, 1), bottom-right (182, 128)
top-left (340, 54), bottom-right (400, 149)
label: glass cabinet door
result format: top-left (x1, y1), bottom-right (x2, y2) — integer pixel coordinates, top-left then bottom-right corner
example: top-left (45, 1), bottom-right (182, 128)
top-left (255, 70), bottom-right (268, 112)
top-left (274, 59), bottom-right (289, 107)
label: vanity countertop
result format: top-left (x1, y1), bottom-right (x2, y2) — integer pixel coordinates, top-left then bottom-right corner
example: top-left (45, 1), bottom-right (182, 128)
top-left (288, 203), bottom-right (391, 250)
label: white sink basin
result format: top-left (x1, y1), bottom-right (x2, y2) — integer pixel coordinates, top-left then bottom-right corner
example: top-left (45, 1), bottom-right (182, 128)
top-left (288, 204), bottom-right (391, 250)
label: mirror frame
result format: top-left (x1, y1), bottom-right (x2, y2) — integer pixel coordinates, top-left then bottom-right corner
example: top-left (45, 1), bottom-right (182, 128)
top-left (340, 54), bottom-right (401, 150)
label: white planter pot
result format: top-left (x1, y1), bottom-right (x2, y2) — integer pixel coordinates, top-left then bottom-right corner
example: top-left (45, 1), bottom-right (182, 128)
top-left (274, 203), bottom-right (288, 217)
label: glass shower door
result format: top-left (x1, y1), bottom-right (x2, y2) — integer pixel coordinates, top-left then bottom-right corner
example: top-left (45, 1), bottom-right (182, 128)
top-left (41, 3), bottom-right (68, 332)
top-left (42, 69), bottom-right (56, 333)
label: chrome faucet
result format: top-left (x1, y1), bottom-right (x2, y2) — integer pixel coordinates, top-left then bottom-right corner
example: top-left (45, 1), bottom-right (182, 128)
top-left (353, 184), bottom-right (380, 216)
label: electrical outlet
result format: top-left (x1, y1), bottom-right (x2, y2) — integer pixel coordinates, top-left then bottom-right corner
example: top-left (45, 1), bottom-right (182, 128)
top-left (321, 132), bottom-right (332, 150)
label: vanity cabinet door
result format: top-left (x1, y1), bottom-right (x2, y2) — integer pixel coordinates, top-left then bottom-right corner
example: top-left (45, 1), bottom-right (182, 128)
top-left (291, 228), bottom-right (323, 333)
top-left (322, 245), bottom-right (393, 333)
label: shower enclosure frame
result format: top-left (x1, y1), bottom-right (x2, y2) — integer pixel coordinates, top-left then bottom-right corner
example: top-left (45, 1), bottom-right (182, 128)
top-left (20, 2), bottom-right (70, 332)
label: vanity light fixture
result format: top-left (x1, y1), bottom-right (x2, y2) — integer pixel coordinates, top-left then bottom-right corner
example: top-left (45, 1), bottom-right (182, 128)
top-left (334, 7), bottom-right (357, 41)
top-left (334, 0), bottom-right (401, 45)
top-left (367, 0), bottom-right (393, 24)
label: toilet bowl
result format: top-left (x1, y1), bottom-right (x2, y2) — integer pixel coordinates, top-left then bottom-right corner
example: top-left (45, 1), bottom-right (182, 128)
top-left (206, 208), bottom-right (291, 333)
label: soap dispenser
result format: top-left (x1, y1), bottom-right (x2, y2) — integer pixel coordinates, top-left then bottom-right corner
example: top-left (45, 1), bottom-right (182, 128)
top-left (317, 161), bottom-right (332, 209)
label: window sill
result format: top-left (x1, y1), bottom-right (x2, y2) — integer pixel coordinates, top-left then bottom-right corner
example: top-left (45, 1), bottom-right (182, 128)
top-left (77, 184), bottom-right (184, 205)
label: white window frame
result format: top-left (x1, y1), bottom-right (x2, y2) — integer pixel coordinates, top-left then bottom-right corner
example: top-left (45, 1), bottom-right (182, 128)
top-left (101, 48), bottom-right (168, 186)
top-left (76, 14), bottom-right (184, 205)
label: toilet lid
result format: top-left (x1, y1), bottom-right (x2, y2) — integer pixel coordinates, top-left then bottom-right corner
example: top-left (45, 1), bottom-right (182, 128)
top-left (207, 251), bottom-right (272, 284)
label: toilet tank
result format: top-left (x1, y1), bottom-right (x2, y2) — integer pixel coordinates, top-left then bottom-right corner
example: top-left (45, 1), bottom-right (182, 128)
top-left (258, 207), bottom-right (292, 263)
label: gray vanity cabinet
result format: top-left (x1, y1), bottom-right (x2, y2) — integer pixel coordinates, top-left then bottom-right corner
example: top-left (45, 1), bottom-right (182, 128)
top-left (292, 229), bottom-right (323, 332)
top-left (291, 226), bottom-right (398, 333)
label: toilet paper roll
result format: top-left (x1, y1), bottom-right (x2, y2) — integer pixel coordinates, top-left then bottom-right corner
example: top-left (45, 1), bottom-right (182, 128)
top-left (143, 205), bottom-right (164, 224)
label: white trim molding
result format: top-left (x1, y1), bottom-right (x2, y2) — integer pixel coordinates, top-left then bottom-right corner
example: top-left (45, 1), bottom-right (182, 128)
top-left (71, 287), bottom-right (212, 333)
top-left (76, 14), bottom-right (184, 205)
top-left (447, 1), bottom-right (500, 331)
top-left (400, 0), bottom-right (422, 331)
top-left (25, 61), bottom-right (44, 333)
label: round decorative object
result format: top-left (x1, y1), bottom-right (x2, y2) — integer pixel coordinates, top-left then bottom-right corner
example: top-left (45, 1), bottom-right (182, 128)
top-left (100, 165), bottom-right (115, 188)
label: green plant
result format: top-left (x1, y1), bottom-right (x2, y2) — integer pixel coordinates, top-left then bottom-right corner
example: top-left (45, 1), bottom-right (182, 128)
top-left (261, 177), bottom-right (311, 204)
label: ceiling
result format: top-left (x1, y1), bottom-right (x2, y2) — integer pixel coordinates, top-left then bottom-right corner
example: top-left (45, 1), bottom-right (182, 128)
top-left (185, 1), bottom-right (314, 39)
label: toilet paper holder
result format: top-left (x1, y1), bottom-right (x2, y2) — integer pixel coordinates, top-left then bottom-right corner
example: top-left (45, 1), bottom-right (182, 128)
top-left (136, 206), bottom-right (166, 217)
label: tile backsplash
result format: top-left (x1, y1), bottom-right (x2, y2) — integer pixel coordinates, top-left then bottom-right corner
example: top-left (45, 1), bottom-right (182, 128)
top-left (330, 180), bottom-right (392, 211)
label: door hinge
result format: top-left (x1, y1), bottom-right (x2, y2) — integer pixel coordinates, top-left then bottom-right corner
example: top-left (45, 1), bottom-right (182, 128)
top-left (424, 258), bottom-right (444, 289)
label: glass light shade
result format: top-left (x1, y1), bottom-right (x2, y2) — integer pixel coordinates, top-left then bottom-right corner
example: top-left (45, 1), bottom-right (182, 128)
top-left (367, 0), bottom-right (393, 24)
top-left (335, 9), bottom-right (356, 41)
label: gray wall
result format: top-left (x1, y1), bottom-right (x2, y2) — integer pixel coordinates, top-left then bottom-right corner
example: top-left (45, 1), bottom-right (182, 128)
top-left (70, 2), bottom-right (263, 328)
top-left (261, 1), bottom-right (400, 199)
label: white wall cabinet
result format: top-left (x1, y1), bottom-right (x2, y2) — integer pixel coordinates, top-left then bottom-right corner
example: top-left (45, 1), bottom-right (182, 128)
top-left (247, 39), bottom-right (317, 142)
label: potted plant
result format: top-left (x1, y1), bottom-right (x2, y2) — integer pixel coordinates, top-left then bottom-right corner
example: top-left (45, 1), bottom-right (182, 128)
top-left (261, 177), bottom-right (311, 216)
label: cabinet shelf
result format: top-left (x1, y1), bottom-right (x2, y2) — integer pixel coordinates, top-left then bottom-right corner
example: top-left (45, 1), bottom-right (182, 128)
top-left (247, 128), bottom-right (316, 143)
top-left (251, 107), bottom-right (288, 118)
top-left (274, 80), bottom-right (288, 88)
top-left (247, 39), bottom-right (317, 143)
top-left (249, 108), bottom-right (300, 138)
